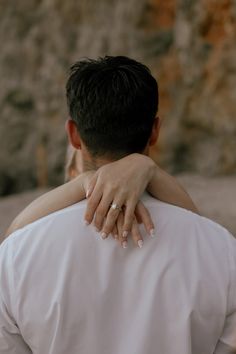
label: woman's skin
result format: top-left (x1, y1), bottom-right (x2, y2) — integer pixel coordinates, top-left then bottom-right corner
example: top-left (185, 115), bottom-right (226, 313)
top-left (6, 151), bottom-right (198, 248)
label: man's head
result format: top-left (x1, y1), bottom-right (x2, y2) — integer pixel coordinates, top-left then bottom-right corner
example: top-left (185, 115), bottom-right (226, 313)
top-left (66, 56), bottom-right (159, 167)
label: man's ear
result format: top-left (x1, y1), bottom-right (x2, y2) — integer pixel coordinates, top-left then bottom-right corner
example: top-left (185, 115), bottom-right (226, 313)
top-left (149, 116), bottom-right (161, 146)
top-left (65, 119), bottom-right (82, 150)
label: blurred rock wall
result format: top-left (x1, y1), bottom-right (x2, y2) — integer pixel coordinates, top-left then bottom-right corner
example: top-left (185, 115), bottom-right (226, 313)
top-left (0, 0), bottom-right (236, 195)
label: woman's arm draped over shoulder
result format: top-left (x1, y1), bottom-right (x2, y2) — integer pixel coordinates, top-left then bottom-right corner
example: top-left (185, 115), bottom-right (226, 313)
top-left (5, 154), bottom-right (198, 240)
top-left (5, 172), bottom-right (93, 237)
top-left (148, 166), bottom-right (198, 213)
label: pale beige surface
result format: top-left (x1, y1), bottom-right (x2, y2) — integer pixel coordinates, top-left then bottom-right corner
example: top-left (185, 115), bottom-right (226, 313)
top-left (0, 175), bottom-right (235, 243)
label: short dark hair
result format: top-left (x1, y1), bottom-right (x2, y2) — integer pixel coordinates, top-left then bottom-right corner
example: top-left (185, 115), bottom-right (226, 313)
top-left (66, 56), bottom-right (158, 158)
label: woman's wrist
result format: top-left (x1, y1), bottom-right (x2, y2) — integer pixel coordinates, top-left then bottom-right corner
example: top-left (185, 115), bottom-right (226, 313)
top-left (131, 153), bottom-right (156, 182)
top-left (74, 171), bottom-right (95, 197)
top-left (147, 165), bottom-right (162, 195)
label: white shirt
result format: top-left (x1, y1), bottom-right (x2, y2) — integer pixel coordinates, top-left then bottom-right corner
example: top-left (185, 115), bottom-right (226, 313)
top-left (0, 194), bottom-right (236, 354)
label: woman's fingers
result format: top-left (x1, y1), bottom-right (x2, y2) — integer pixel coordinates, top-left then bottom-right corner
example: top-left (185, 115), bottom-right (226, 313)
top-left (100, 208), bottom-right (150, 250)
top-left (135, 201), bottom-right (155, 237)
top-left (84, 184), bottom-right (103, 225)
top-left (100, 197), bottom-right (125, 238)
top-left (94, 193), bottom-right (114, 233)
top-left (131, 217), bottom-right (144, 248)
top-left (122, 198), bottom-right (137, 237)
top-left (118, 214), bottom-right (144, 249)
top-left (117, 212), bottom-right (128, 249)
top-left (111, 224), bottom-right (119, 240)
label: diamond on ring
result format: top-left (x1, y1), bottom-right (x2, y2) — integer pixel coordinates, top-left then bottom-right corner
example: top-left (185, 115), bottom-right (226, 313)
top-left (111, 203), bottom-right (122, 211)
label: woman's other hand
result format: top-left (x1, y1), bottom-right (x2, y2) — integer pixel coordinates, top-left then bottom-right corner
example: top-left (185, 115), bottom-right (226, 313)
top-left (114, 201), bottom-right (155, 249)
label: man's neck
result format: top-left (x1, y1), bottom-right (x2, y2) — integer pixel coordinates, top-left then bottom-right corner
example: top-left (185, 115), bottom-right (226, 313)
top-left (82, 158), bottom-right (99, 171)
top-left (80, 147), bottom-right (149, 172)
top-left (82, 155), bottom-right (114, 172)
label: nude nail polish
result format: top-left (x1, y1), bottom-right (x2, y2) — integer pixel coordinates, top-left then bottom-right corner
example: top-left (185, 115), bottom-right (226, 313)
top-left (138, 240), bottom-right (143, 248)
top-left (122, 241), bottom-right (128, 249)
top-left (101, 232), bottom-right (107, 239)
top-left (150, 229), bottom-right (155, 237)
top-left (123, 231), bottom-right (128, 238)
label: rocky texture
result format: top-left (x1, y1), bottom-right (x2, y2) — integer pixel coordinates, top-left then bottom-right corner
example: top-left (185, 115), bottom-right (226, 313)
top-left (0, 0), bottom-right (236, 195)
top-left (0, 175), bottom-right (235, 244)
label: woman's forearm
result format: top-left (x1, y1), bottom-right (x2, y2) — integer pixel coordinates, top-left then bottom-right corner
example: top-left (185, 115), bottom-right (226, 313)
top-left (5, 173), bottom-right (88, 236)
top-left (148, 166), bottom-right (198, 213)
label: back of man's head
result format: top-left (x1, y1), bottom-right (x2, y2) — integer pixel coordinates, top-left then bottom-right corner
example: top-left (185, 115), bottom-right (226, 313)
top-left (66, 56), bottom-right (158, 159)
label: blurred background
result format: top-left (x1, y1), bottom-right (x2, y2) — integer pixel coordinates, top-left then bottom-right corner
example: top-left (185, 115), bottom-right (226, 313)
top-left (0, 0), bottom-right (236, 237)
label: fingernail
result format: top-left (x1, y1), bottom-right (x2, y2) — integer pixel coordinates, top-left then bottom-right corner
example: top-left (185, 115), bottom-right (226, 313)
top-left (95, 227), bottom-right (100, 232)
top-left (123, 231), bottom-right (128, 238)
top-left (122, 241), bottom-right (128, 249)
top-left (114, 234), bottom-right (118, 239)
top-left (86, 189), bottom-right (90, 198)
top-left (84, 220), bottom-right (89, 226)
top-left (101, 232), bottom-right (107, 239)
top-left (150, 228), bottom-right (155, 237)
top-left (138, 240), bottom-right (143, 248)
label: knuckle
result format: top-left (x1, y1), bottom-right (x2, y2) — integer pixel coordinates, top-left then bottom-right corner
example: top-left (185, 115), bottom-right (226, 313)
top-left (110, 185), bottom-right (118, 193)
top-left (118, 190), bottom-right (127, 199)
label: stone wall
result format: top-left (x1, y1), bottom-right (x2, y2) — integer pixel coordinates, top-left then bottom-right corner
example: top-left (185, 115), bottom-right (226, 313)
top-left (0, 0), bottom-right (236, 195)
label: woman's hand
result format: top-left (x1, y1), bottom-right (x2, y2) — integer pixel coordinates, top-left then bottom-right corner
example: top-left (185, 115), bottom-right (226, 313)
top-left (83, 154), bottom-right (156, 242)
top-left (114, 201), bottom-right (155, 249)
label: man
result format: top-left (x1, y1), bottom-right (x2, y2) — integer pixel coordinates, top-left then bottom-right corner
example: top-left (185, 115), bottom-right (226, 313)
top-left (0, 56), bottom-right (236, 353)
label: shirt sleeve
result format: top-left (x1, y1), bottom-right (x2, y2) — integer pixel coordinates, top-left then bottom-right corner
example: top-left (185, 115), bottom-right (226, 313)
top-left (214, 233), bottom-right (236, 353)
top-left (0, 239), bottom-right (31, 353)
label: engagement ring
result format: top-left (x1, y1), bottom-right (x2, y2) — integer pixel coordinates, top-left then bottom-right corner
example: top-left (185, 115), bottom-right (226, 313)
top-left (110, 203), bottom-right (122, 211)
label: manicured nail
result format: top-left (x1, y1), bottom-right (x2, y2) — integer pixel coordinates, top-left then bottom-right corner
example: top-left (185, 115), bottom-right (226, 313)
top-left (101, 232), bottom-right (107, 239)
top-left (138, 240), bottom-right (143, 248)
top-left (86, 189), bottom-right (90, 198)
top-left (150, 228), bottom-right (155, 237)
top-left (123, 231), bottom-right (128, 238)
top-left (114, 234), bottom-right (119, 239)
top-left (122, 241), bottom-right (128, 249)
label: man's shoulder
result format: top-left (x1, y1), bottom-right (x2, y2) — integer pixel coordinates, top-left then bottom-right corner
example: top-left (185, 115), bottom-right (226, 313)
top-left (144, 194), bottom-right (235, 245)
top-left (2, 200), bottom-right (88, 250)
